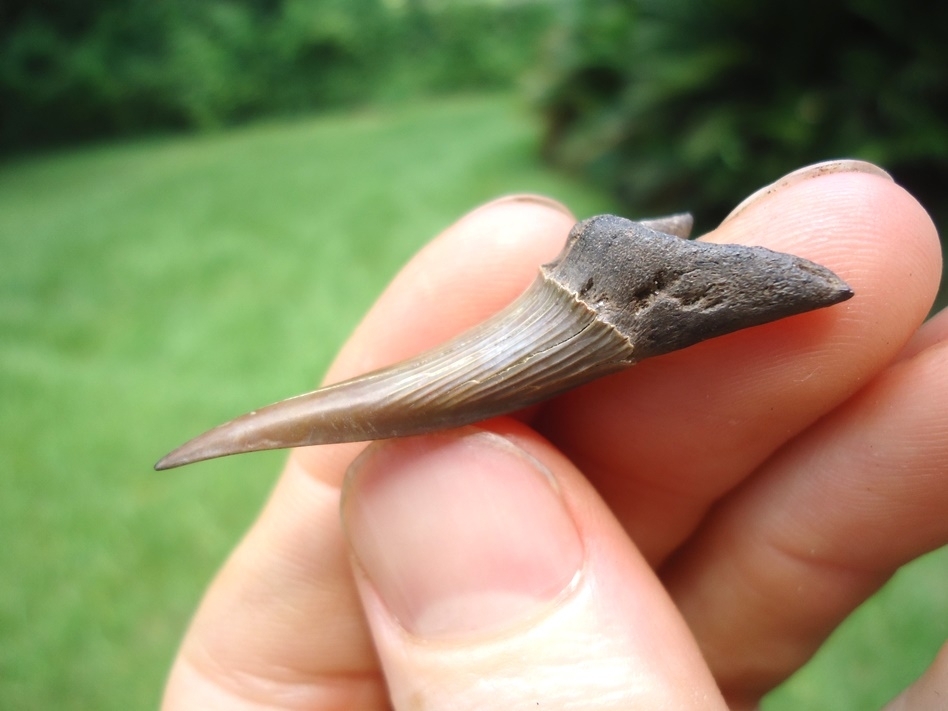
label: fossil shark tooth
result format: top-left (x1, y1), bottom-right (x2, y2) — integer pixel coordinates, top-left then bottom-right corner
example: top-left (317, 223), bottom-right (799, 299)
top-left (155, 213), bottom-right (853, 470)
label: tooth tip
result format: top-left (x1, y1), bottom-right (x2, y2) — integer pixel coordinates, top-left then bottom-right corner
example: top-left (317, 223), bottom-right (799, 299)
top-left (154, 398), bottom-right (317, 470)
top-left (154, 430), bottom-right (235, 470)
top-left (154, 447), bottom-right (199, 471)
top-left (821, 272), bottom-right (854, 305)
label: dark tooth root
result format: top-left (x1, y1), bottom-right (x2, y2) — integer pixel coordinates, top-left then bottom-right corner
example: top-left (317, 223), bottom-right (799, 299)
top-left (546, 215), bottom-right (853, 362)
top-left (156, 212), bottom-right (853, 470)
top-left (637, 213), bottom-right (694, 239)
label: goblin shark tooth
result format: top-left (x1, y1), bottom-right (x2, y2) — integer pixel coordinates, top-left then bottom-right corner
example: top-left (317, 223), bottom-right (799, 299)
top-left (155, 213), bottom-right (852, 470)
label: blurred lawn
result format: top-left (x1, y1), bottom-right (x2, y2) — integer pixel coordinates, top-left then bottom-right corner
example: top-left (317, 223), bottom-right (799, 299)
top-left (0, 94), bottom-right (944, 710)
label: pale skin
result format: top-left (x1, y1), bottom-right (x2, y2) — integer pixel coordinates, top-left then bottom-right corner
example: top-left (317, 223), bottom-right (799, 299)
top-left (162, 162), bottom-right (948, 710)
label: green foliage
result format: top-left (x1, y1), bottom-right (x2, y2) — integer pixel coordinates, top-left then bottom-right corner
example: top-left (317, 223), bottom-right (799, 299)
top-left (536, 0), bottom-right (948, 236)
top-left (0, 0), bottom-right (553, 152)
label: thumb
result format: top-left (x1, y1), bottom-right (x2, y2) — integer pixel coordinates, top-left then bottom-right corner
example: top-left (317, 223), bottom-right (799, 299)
top-left (341, 423), bottom-right (725, 710)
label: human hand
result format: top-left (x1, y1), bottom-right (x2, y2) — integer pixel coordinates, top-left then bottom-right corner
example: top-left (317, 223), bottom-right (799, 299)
top-left (161, 161), bottom-right (947, 710)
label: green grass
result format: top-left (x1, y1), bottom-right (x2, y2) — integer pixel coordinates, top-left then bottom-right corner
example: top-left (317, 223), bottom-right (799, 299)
top-left (0, 94), bottom-right (615, 710)
top-left (0, 94), bottom-right (944, 710)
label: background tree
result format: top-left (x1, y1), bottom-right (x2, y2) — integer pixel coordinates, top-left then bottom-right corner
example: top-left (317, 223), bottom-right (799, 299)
top-left (536, 0), bottom-right (948, 247)
top-left (0, 0), bottom-right (552, 152)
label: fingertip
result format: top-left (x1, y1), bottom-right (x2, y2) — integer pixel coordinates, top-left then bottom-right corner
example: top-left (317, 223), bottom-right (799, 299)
top-left (425, 193), bottom-right (578, 289)
top-left (721, 159), bottom-right (893, 226)
top-left (326, 194), bottom-right (576, 384)
top-left (460, 193), bottom-right (575, 222)
top-left (713, 163), bottom-right (939, 274)
top-left (898, 306), bottom-right (948, 362)
top-left (709, 166), bottom-right (941, 349)
top-left (341, 426), bottom-right (584, 640)
top-left (341, 423), bottom-right (726, 709)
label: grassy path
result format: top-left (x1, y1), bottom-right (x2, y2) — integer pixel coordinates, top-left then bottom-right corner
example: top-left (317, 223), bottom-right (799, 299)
top-left (0, 95), bottom-right (944, 710)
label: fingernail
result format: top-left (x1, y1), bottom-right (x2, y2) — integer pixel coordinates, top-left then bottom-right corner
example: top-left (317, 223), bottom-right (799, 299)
top-left (341, 430), bottom-right (584, 640)
top-left (722, 159), bottom-right (893, 225)
top-left (471, 193), bottom-right (574, 219)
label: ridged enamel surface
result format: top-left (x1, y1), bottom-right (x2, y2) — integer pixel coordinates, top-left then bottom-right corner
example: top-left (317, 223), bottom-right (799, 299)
top-left (155, 275), bottom-right (635, 469)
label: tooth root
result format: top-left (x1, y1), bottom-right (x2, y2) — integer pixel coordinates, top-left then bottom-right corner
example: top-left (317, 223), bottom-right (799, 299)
top-left (545, 215), bottom-right (854, 362)
top-left (638, 212), bottom-right (693, 238)
top-left (156, 213), bottom-right (853, 470)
